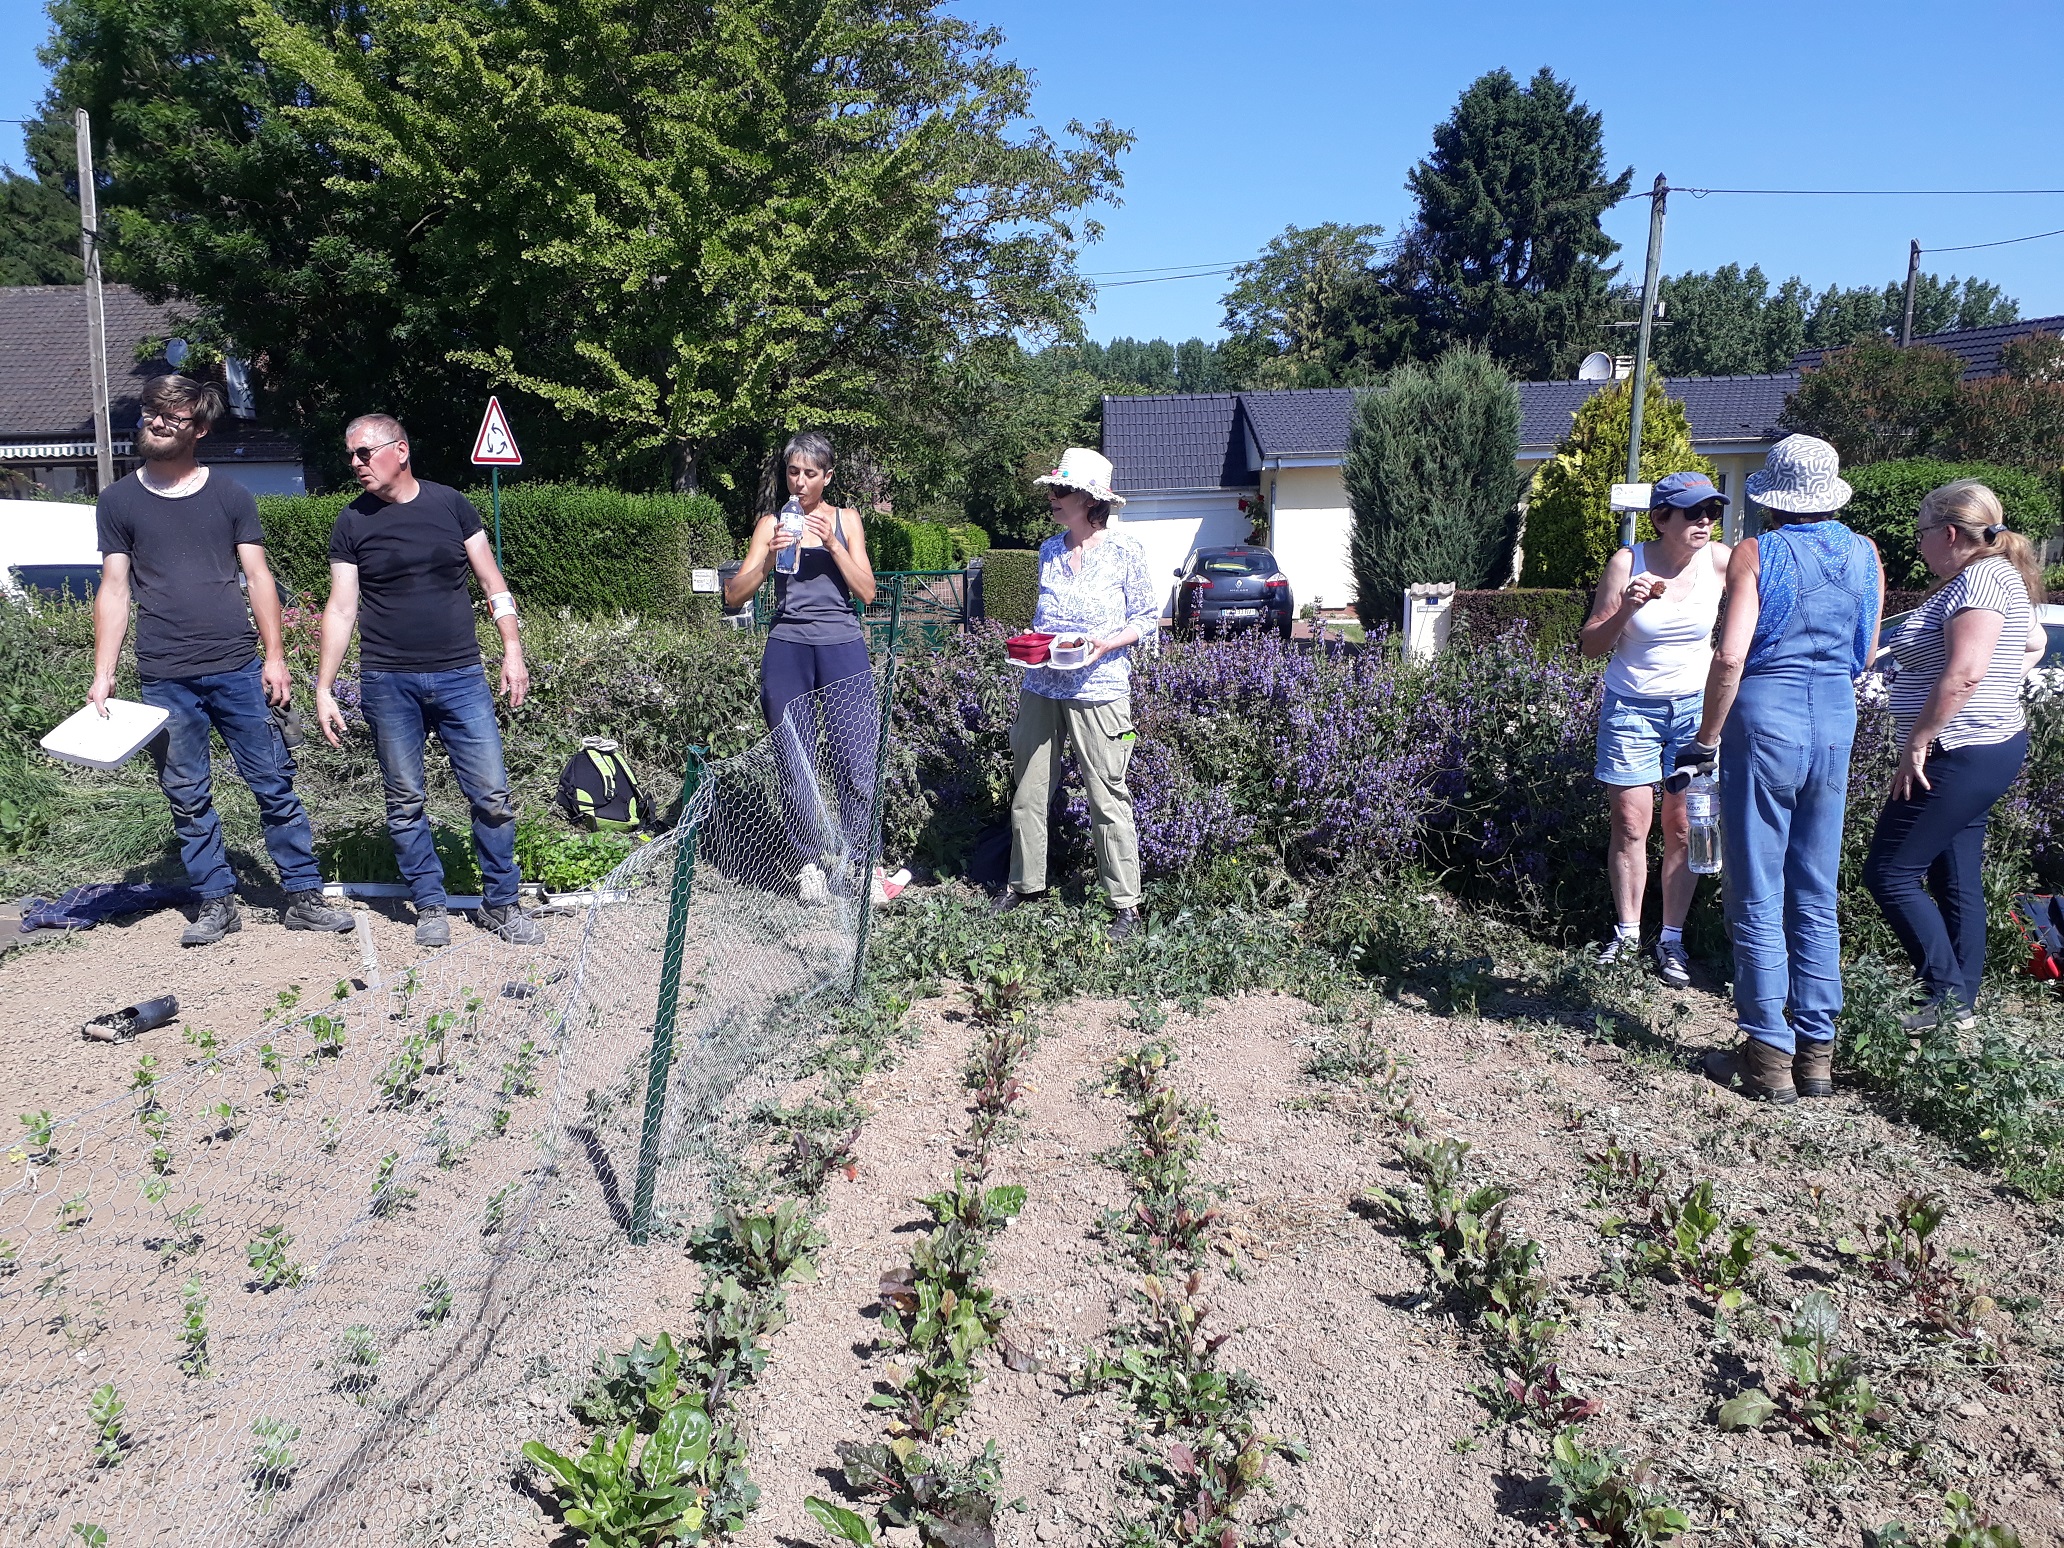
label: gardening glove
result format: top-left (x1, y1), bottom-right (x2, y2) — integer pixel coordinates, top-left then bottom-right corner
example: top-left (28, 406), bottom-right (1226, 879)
top-left (1664, 742), bottom-right (1718, 793)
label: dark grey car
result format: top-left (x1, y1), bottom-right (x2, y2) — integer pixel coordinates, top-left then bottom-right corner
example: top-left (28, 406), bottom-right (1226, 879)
top-left (1173, 546), bottom-right (1294, 639)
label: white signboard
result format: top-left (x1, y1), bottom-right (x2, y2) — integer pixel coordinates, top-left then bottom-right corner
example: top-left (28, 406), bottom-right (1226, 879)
top-left (1609, 482), bottom-right (1653, 513)
top-left (690, 569), bottom-right (721, 594)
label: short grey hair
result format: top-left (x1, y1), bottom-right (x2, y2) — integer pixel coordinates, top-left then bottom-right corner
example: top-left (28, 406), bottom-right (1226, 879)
top-left (344, 413), bottom-right (408, 447)
top-left (783, 430), bottom-right (835, 472)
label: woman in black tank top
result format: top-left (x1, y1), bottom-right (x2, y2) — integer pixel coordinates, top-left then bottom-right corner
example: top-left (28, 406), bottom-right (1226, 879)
top-left (721, 432), bottom-right (879, 901)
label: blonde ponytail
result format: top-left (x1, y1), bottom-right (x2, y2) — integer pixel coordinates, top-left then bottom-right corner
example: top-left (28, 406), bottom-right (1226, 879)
top-left (1918, 479), bottom-right (2046, 606)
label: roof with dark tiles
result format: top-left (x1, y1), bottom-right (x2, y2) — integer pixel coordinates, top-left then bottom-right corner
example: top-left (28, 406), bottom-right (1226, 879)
top-left (1792, 313), bottom-right (2064, 381)
top-left (0, 284), bottom-right (189, 439)
top-left (1103, 374), bottom-right (1798, 490)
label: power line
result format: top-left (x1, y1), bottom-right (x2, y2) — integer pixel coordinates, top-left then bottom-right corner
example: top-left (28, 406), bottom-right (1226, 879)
top-left (1925, 225), bottom-right (2064, 253)
top-left (1676, 186), bottom-right (2064, 198)
top-left (1081, 259), bottom-right (1250, 276)
top-left (1093, 268), bottom-right (1241, 289)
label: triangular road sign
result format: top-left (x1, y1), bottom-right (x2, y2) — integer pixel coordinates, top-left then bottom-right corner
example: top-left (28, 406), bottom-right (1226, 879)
top-left (470, 397), bottom-right (523, 466)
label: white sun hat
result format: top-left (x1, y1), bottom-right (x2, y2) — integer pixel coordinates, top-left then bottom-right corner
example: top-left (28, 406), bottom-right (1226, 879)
top-left (1034, 447), bottom-right (1126, 507)
top-left (1745, 433), bottom-right (1854, 513)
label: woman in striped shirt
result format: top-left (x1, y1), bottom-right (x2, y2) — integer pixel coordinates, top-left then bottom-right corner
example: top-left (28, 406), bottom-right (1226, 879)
top-left (1863, 480), bottom-right (2049, 1029)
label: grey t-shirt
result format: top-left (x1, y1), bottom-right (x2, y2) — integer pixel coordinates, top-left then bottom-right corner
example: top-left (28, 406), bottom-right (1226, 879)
top-left (769, 508), bottom-right (865, 645)
top-left (95, 470), bottom-right (264, 681)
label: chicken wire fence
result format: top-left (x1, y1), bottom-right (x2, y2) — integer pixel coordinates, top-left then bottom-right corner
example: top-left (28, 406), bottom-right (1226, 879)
top-left (0, 656), bottom-right (896, 1546)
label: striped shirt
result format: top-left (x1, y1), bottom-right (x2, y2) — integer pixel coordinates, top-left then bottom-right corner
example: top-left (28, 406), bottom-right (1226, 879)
top-left (1886, 555), bottom-right (2033, 748)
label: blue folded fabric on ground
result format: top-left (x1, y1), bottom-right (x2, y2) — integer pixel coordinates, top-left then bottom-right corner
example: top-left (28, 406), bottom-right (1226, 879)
top-left (21, 883), bottom-right (199, 932)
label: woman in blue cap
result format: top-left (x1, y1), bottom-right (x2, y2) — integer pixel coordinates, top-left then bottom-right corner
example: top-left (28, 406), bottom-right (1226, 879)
top-left (1579, 471), bottom-right (1732, 987)
top-left (1677, 435), bottom-right (1884, 1103)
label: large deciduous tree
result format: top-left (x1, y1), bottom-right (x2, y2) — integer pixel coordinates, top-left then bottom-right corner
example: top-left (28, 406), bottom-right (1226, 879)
top-left (42, 0), bottom-right (1127, 497)
top-left (1781, 341), bottom-right (1965, 465)
top-left (1380, 67), bottom-right (1632, 380)
top-left (1344, 347), bottom-right (1525, 631)
top-left (1217, 222), bottom-right (1395, 388)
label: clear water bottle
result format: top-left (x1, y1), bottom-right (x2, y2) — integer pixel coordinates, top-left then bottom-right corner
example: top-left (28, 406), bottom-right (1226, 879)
top-left (775, 497), bottom-right (805, 576)
top-left (1685, 770), bottom-right (1722, 876)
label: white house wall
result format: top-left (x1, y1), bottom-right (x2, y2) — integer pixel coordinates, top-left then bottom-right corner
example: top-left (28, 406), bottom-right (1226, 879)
top-left (1267, 466), bottom-right (1356, 613)
top-left (1112, 491), bottom-right (1255, 620)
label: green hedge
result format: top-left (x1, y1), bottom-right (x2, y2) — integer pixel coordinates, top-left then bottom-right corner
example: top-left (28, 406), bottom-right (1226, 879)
top-left (1451, 589), bottom-right (1590, 655)
top-left (871, 516), bottom-right (962, 573)
top-left (948, 523), bottom-right (991, 563)
top-left (1843, 460), bottom-right (2059, 590)
top-left (976, 549), bottom-right (1039, 632)
top-left (257, 483), bottom-right (734, 619)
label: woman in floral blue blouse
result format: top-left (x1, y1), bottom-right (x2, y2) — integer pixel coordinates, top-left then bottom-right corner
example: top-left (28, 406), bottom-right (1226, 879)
top-left (997, 448), bottom-right (1160, 938)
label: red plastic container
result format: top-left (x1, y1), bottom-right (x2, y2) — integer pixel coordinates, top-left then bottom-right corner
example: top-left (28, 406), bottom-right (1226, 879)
top-left (1006, 631), bottom-right (1055, 665)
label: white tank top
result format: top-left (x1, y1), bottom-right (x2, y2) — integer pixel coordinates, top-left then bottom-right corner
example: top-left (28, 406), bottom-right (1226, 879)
top-left (1603, 541), bottom-right (1723, 700)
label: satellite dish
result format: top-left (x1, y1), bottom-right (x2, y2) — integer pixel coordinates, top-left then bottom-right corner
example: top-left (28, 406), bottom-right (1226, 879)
top-left (1577, 351), bottom-right (1613, 382)
top-left (165, 338), bottom-right (190, 368)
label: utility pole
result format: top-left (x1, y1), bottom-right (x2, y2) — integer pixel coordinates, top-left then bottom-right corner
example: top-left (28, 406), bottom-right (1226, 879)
top-left (1620, 173), bottom-right (1668, 548)
top-left (74, 108), bottom-right (114, 493)
top-left (1899, 239), bottom-right (1921, 347)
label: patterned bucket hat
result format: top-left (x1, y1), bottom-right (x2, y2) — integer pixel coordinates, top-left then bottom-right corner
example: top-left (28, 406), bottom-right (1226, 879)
top-left (1035, 447), bottom-right (1127, 507)
top-left (1745, 434), bottom-right (1853, 513)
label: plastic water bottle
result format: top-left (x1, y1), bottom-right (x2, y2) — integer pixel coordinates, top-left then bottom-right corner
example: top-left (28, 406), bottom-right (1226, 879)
top-left (1685, 770), bottom-right (1722, 876)
top-left (775, 498), bottom-right (805, 576)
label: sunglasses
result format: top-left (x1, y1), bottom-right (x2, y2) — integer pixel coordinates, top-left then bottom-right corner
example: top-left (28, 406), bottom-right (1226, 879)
top-left (347, 437), bottom-right (402, 464)
top-left (1657, 505), bottom-right (1720, 523)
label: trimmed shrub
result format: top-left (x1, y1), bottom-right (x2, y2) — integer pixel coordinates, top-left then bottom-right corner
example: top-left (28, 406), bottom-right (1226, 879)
top-left (1451, 589), bottom-right (1589, 656)
top-left (871, 516), bottom-right (957, 573)
top-left (1345, 347), bottom-right (1525, 632)
top-left (1840, 459), bottom-right (2060, 589)
top-left (1520, 374), bottom-right (1715, 589)
top-left (947, 523), bottom-right (992, 563)
top-left (256, 484), bottom-right (733, 619)
top-left (974, 550), bottom-right (1039, 631)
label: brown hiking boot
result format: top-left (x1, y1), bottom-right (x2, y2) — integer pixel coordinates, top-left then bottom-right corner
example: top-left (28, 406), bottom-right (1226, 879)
top-left (1794, 1039), bottom-right (1834, 1098)
top-left (1700, 1038), bottom-right (1797, 1104)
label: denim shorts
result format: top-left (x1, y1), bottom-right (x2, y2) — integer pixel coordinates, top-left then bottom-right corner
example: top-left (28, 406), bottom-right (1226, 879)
top-left (1595, 690), bottom-right (1704, 787)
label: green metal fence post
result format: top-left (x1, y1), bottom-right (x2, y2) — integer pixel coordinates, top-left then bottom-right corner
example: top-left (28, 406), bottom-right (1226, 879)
top-left (629, 745), bottom-right (706, 1244)
top-left (850, 576), bottom-right (905, 998)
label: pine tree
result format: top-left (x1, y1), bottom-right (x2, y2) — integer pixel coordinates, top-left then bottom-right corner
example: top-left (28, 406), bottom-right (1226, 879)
top-left (1386, 68), bottom-right (1633, 380)
top-left (1519, 375), bottom-right (1714, 588)
top-left (1345, 347), bottom-right (1525, 631)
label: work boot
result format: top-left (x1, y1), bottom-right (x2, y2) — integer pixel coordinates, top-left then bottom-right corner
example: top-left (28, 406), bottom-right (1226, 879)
top-left (1700, 1038), bottom-right (1797, 1104)
top-left (1794, 1038), bottom-right (1835, 1098)
top-left (477, 902), bottom-right (545, 946)
top-left (1111, 906), bottom-right (1141, 942)
top-left (282, 890), bottom-right (356, 933)
top-left (991, 888), bottom-right (1047, 917)
top-left (415, 905), bottom-right (451, 948)
top-left (1900, 1002), bottom-right (1976, 1034)
top-left (181, 897), bottom-right (242, 948)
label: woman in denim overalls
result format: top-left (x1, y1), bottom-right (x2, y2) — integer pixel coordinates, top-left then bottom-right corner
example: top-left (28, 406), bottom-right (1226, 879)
top-left (1676, 436), bottom-right (1884, 1103)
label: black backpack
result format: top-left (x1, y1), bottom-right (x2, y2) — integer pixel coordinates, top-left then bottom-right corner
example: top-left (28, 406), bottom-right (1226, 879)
top-left (556, 739), bottom-right (647, 832)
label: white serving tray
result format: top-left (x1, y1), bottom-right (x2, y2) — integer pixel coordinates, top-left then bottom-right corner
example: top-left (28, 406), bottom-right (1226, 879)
top-left (40, 699), bottom-right (171, 770)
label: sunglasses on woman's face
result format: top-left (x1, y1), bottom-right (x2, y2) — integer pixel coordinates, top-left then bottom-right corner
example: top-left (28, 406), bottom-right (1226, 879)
top-left (1660, 505), bottom-right (1720, 524)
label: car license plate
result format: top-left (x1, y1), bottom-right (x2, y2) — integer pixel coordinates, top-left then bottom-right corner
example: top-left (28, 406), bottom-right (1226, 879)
top-left (1222, 607), bottom-right (1258, 619)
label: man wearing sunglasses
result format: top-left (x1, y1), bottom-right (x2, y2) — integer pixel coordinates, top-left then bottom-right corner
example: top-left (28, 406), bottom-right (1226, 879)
top-left (315, 414), bottom-right (541, 947)
top-left (90, 373), bottom-right (355, 945)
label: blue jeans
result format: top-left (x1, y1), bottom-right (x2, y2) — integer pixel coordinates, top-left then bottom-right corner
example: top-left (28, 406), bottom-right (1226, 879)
top-left (358, 667), bottom-right (521, 909)
top-left (1864, 732), bottom-right (2027, 1014)
top-left (1719, 677), bottom-right (1855, 1054)
top-left (142, 659), bottom-right (323, 899)
top-left (759, 635), bottom-right (878, 883)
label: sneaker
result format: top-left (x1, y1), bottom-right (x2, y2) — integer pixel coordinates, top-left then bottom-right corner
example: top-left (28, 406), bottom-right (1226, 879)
top-left (796, 863), bottom-right (829, 908)
top-left (477, 902), bottom-right (545, 946)
top-left (282, 889), bottom-right (356, 933)
top-left (991, 888), bottom-right (1047, 916)
top-left (1111, 906), bottom-right (1141, 942)
top-left (181, 897), bottom-right (242, 948)
top-left (415, 905), bottom-right (451, 948)
top-left (1595, 934), bottom-right (1637, 967)
top-left (1652, 938), bottom-right (1691, 989)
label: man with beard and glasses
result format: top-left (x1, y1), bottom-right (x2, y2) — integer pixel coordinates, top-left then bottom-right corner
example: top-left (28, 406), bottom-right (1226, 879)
top-left (89, 374), bottom-right (356, 946)
top-left (314, 414), bottom-right (542, 947)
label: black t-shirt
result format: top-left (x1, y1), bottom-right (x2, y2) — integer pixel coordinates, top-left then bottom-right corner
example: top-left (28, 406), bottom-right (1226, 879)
top-left (95, 470), bottom-right (264, 681)
top-left (329, 481), bottom-right (485, 672)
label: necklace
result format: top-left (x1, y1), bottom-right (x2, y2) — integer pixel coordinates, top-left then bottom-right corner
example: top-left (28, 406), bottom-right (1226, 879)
top-left (138, 464), bottom-right (209, 498)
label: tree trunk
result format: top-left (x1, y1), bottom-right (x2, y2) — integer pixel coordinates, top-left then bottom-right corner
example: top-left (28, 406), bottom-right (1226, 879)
top-left (672, 439), bottom-right (698, 494)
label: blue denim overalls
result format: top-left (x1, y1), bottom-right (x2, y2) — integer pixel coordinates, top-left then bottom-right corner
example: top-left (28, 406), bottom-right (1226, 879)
top-left (1720, 520), bottom-right (1878, 1053)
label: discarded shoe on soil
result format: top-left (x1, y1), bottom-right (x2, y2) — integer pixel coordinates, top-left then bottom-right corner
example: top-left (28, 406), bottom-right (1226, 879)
top-left (181, 896), bottom-right (241, 947)
top-left (82, 994), bottom-right (180, 1043)
top-left (1793, 1038), bottom-right (1835, 1098)
top-left (1700, 1038), bottom-right (1798, 1104)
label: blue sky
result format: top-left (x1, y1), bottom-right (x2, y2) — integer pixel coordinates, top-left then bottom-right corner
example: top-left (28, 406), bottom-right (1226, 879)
top-left (8, 0), bottom-right (2062, 343)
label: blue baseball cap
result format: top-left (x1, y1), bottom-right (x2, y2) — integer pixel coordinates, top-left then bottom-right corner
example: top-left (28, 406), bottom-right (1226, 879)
top-left (1650, 471), bottom-right (1729, 510)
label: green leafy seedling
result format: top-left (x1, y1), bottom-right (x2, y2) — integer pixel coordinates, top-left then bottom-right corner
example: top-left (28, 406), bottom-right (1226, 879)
top-left (307, 1014), bottom-right (346, 1057)
top-left (70, 1527), bottom-right (107, 1546)
top-left (806, 1496), bottom-right (876, 1544)
top-left (245, 1226), bottom-right (304, 1292)
top-left (87, 1382), bottom-right (127, 1468)
top-left (182, 1024), bottom-right (221, 1070)
top-left (335, 1324), bottom-right (380, 1395)
top-left (130, 1053), bottom-right (161, 1098)
top-left (416, 1274), bottom-right (453, 1327)
top-left (177, 1277), bottom-right (210, 1376)
top-left (370, 1152), bottom-right (416, 1217)
top-left (58, 1193), bottom-right (89, 1232)
top-left (20, 1110), bottom-right (58, 1164)
top-left (200, 1099), bottom-right (243, 1143)
top-left (263, 985), bottom-right (302, 1023)
top-left (482, 1184), bottom-right (515, 1238)
top-left (250, 1417), bottom-right (299, 1496)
